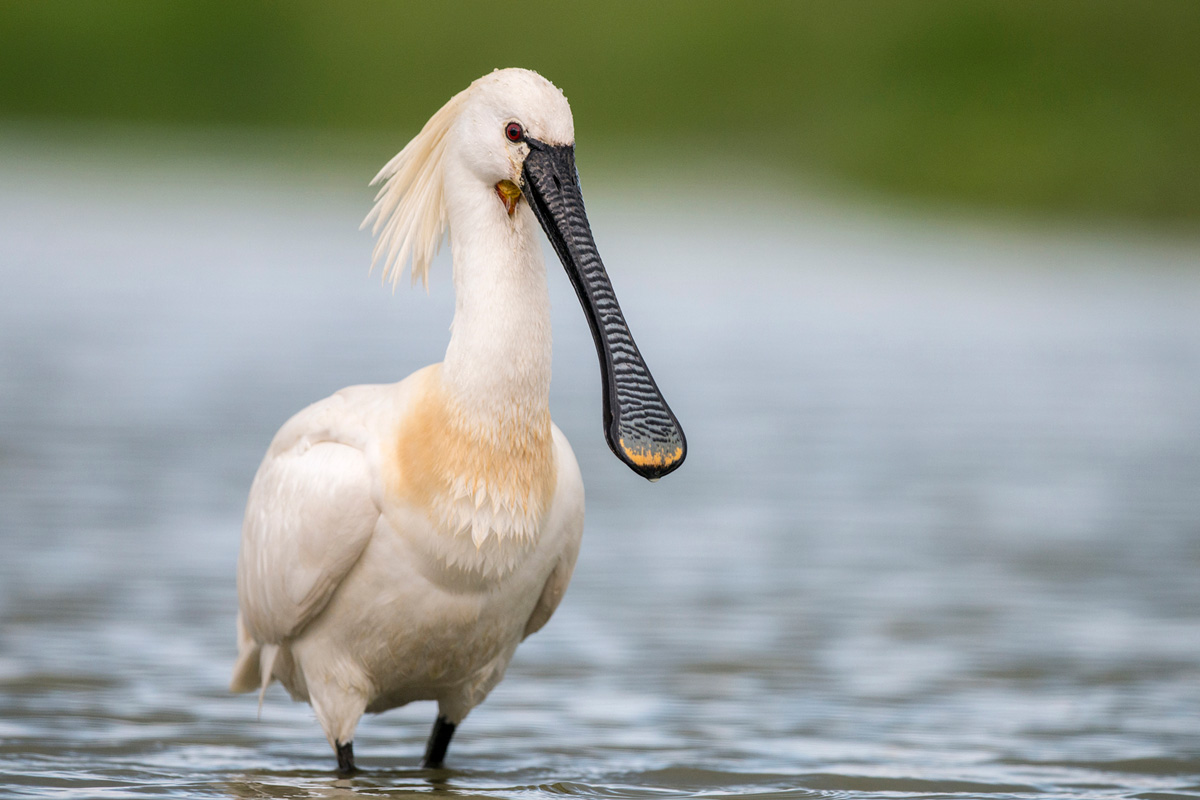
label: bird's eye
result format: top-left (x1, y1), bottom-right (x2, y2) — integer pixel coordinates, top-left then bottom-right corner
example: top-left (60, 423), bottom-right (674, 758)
top-left (505, 122), bottom-right (524, 142)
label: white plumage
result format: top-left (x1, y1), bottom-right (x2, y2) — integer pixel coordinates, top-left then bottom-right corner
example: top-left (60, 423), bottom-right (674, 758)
top-left (231, 69), bottom-right (587, 770)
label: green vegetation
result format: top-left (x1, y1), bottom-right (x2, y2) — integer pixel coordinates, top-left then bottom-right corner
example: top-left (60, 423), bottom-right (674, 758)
top-left (1, 1), bottom-right (1197, 225)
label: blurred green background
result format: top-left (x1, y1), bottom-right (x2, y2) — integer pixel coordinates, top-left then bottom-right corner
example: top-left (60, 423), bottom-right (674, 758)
top-left (2, 0), bottom-right (1198, 226)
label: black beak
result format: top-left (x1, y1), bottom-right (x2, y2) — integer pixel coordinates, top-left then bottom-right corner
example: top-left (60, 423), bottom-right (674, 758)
top-left (522, 138), bottom-right (686, 480)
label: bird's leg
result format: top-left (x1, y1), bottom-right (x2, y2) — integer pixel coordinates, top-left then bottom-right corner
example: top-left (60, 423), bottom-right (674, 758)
top-left (421, 715), bottom-right (457, 768)
top-left (336, 740), bottom-right (356, 775)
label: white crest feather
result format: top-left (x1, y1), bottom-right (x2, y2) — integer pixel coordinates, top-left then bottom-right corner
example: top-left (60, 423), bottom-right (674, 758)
top-left (361, 85), bottom-right (471, 289)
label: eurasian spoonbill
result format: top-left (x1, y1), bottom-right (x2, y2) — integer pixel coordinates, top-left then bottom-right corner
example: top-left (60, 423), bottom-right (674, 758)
top-left (231, 68), bottom-right (685, 773)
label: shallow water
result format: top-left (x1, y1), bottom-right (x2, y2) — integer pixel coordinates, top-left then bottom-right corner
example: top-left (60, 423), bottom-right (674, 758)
top-left (1, 141), bottom-right (1199, 799)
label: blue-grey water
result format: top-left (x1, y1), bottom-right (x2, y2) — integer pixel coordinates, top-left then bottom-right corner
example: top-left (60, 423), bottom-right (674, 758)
top-left (2, 135), bottom-right (1200, 798)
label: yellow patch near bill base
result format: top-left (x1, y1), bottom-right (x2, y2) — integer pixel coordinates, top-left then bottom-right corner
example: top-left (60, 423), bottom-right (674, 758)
top-left (620, 439), bottom-right (684, 468)
top-left (495, 180), bottom-right (522, 216)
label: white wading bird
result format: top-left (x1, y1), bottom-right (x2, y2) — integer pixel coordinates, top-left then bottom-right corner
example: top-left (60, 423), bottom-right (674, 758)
top-left (230, 68), bottom-right (685, 773)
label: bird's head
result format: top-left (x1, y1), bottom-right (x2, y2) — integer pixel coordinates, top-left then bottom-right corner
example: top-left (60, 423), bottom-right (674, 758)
top-left (445, 68), bottom-right (574, 215)
top-left (363, 68), bottom-right (685, 481)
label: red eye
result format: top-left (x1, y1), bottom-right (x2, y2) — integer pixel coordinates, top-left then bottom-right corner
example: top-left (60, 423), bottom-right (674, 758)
top-left (505, 122), bottom-right (523, 142)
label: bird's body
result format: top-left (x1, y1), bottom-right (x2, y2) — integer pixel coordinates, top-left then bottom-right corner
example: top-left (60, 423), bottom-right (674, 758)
top-left (231, 365), bottom-right (584, 745)
top-left (232, 68), bottom-right (684, 771)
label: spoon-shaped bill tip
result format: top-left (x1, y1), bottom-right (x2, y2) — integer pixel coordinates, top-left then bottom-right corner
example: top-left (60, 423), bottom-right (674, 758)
top-left (522, 140), bottom-right (686, 480)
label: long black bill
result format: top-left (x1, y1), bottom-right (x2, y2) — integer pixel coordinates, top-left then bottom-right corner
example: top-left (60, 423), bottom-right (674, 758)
top-left (522, 139), bottom-right (686, 480)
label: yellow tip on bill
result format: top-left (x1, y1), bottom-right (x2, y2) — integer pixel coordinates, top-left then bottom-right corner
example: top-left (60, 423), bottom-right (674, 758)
top-left (620, 439), bottom-right (684, 468)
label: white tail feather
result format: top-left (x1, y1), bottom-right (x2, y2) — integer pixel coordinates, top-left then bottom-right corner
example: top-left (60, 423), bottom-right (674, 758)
top-left (361, 84), bottom-right (472, 290)
top-left (257, 643), bottom-right (279, 719)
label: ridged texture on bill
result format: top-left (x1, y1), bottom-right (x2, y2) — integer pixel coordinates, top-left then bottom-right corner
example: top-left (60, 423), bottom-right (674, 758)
top-left (523, 142), bottom-right (686, 479)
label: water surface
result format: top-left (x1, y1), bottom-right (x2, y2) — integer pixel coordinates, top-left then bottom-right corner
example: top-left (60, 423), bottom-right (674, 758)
top-left (1, 142), bottom-right (1199, 798)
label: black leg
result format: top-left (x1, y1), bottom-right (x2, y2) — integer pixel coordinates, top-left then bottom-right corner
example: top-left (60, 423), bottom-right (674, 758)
top-left (336, 740), bottom-right (356, 775)
top-left (421, 715), bottom-right (456, 768)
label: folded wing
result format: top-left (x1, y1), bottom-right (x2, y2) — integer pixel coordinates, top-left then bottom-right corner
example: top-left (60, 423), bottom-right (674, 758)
top-left (232, 397), bottom-right (380, 691)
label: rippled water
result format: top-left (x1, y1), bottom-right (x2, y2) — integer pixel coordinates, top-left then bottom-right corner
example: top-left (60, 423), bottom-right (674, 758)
top-left (2, 138), bottom-right (1200, 798)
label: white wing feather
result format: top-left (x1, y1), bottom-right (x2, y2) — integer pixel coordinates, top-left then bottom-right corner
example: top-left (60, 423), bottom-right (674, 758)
top-left (523, 425), bottom-right (584, 639)
top-left (236, 398), bottom-right (380, 647)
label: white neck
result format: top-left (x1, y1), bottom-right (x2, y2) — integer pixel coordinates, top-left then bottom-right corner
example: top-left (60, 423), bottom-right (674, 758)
top-left (441, 164), bottom-right (552, 434)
